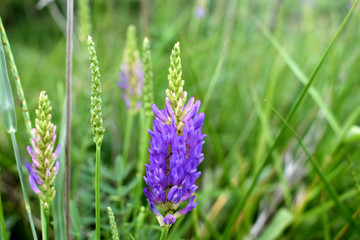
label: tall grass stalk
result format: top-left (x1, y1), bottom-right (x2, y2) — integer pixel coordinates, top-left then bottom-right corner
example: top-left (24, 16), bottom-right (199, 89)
top-left (0, 191), bottom-right (7, 240)
top-left (65, 0), bottom-right (74, 238)
top-left (223, 0), bottom-right (359, 237)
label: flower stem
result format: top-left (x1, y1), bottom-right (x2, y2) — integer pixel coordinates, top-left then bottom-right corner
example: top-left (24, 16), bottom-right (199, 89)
top-left (0, 191), bottom-right (7, 240)
top-left (10, 131), bottom-right (38, 240)
top-left (159, 226), bottom-right (169, 240)
top-left (122, 112), bottom-right (134, 164)
top-left (40, 202), bottom-right (49, 240)
top-left (95, 144), bottom-right (101, 240)
top-left (119, 112), bottom-right (134, 208)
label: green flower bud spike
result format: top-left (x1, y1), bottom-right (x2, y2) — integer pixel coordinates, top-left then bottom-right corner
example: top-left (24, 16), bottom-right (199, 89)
top-left (166, 42), bottom-right (187, 134)
top-left (87, 35), bottom-right (104, 240)
top-left (124, 25), bottom-right (138, 68)
top-left (107, 207), bottom-right (119, 240)
top-left (88, 35), bottom-right (105, 146)
top-left (142, 37), bottom-right (154, 117)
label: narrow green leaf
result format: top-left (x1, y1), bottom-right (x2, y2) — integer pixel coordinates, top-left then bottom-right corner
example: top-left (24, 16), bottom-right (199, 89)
top-left (0, 32), bottom-right (16, 133)
top-left (52, 101), bottom-right (67, 240)
top-left (258, 208), bottom-right (293, 240)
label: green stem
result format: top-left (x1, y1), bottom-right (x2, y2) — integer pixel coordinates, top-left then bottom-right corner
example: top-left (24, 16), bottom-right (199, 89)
top-left (10, 132), bottom-right (38, 240)
top-left (159, 227), bottom-right (169, 240)
top-left (132, 113), bottom-right (152, 219)
top-left (0, 191), bottom-right (7, 240)
top-left (40, 202), bottom-right (49, 240)
top-left (119, 112), bottom-right (134, 209)
top-left (0, 17), bottom-right (33, 140)
top-left (96, 144), bottom-right (101, 240)
top-left (122, 112), bottom-right (134, 164)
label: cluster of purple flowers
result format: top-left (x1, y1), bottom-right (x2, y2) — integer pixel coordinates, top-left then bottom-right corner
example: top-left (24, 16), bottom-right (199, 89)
top-left (27, 126), bottom-right (60, 199)
top-left (144, 97), bottom-right (205, 225)
top-left (117, 60), bottom-right (144, 111)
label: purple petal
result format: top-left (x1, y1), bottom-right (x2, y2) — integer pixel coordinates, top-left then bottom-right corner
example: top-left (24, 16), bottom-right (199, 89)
top-left (27, 146), bottom-right (35, 158)
top-left (163, 214), bottom-right (176, 225)
top-left (28, 175), bottom-right (40, 195)
top-left (183, 100), bottom-right (201, 122)
top-left (183, 97), bottom-right (194, 113)
top-left (165, 98), bottom-right (174, 117)
top-left (26, 162), bottom-right (43, 185)
top-left (55, 161), bottom-right (60, 175)
top-left (54, 145), bottom-right (61, 160)
top-left (178, 196), bottom-right (198, 215)
top-left (147, 199), bottom-right (161, 216)
top-left (152, 104), bottom-right (168, 122)
top-left (46, 168), bottom-right (51, 178)
top-left (144, 187), bottom-right (157, 203)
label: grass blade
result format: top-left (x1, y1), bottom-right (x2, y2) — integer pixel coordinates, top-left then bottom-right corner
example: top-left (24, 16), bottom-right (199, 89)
top-left (0, 17), bottom-right (32, 138)
top-left (0, 191), bottom-right (7, 240)
top-left (52, 100), bottom-right (67, 240)
top-left (65, 0), bottom-right (74, 238)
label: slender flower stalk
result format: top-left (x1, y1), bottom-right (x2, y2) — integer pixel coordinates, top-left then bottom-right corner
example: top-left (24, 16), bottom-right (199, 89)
top-left (88, 35), bottom-right (105, 240)
top-left (144, 42), bottom-right (206, 228)
top-left (0, 31), bottom-right (38, 240)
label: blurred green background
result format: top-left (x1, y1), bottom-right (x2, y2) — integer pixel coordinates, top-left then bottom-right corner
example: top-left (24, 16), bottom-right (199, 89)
top-left (1, 0), bottom-right (360, 239)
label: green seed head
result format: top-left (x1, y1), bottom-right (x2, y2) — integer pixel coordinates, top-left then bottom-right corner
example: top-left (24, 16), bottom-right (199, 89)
top-left (142, 37), bottom-right (154, 117)
top-left (88, 35), bottom-right (105, 146)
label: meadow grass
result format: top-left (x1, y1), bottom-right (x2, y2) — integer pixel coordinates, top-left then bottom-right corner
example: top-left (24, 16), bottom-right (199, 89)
top-left (0, 0), bottom-right (360, 239)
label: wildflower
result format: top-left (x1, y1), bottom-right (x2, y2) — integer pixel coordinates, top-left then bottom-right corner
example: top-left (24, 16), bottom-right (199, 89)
top-left (144, 42), bottom-right (206, 226)
top-left (117, 25), bottom-right (144, 113)
top-left (26, 91), bottom-right (60, 211)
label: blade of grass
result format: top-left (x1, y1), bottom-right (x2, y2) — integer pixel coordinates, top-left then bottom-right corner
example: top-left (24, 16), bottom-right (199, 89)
top-left (256, 21), bottom-right (341, 136)
top-left (65, 0), bottom-right (74, 239)
top-left (222, 0), bottom-right (359, 237)
top-left (10, 132), bottom-right (38, 240)
top-left (52, 100), bottom-right (66, 240)
top-left (0, 191), bottom-right (7, 240)
top-left (0, 17), bottom-right (33, 140)
top-left (269, 103), bottom-right (360, 236)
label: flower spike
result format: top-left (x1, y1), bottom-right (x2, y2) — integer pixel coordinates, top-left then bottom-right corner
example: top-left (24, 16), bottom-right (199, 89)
top-left (144, 42), bottom-right (206, 227)
top-left (26, 91), bottom-right (60, 212)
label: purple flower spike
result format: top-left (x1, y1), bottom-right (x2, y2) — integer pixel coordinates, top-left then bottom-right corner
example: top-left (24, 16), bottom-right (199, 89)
top-left (26, 91), bottom-right (60, 209)
top-left (144, 96), bottom-right (205, 226)
top-left (117, 53), bottom-right (144, 112)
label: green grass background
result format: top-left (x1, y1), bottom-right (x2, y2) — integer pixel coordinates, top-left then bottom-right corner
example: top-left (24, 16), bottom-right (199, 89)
top-left (1, 0), bottom-right (360, 239)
